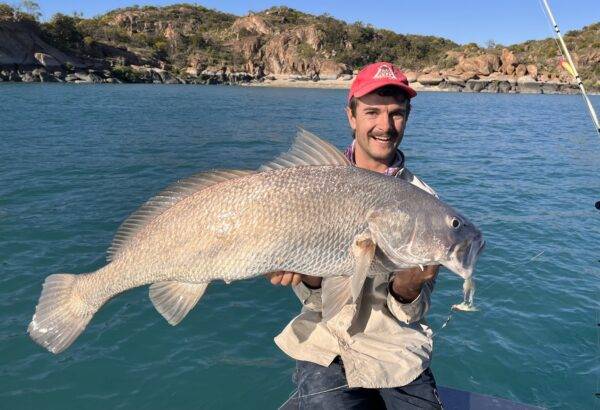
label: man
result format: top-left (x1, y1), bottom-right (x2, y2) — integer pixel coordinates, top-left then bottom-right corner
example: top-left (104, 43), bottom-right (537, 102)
top-left (268, 62), bottom-right (442, 409)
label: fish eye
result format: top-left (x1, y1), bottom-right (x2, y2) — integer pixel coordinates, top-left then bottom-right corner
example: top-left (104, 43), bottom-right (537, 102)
top-left (451, 217), bottom-right (461, 229)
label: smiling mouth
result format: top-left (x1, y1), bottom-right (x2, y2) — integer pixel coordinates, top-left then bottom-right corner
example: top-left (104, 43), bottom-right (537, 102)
top-left (371, 135), bottom-right (395, 143)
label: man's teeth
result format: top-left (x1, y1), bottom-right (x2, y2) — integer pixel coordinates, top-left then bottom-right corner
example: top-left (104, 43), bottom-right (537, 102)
top-left (372, 136), bottom-right (391, 141)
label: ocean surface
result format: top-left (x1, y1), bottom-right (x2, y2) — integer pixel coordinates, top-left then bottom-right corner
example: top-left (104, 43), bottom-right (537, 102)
top-left (0, 84), bottom-right (598, 409)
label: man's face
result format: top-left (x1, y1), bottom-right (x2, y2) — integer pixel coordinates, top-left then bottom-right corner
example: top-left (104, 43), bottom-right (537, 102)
top-left (346, 91), bottom-right (410, 165)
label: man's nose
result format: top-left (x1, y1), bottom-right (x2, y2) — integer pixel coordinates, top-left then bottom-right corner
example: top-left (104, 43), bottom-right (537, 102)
top-left (375, 113), bottom-right (393, 133)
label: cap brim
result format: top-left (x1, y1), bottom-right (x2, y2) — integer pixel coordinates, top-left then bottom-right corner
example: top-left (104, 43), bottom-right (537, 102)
top-left (351, 79), bottom-right (417, 101)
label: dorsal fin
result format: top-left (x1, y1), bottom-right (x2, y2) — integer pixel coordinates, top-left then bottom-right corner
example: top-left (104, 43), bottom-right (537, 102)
top-left (107, 169), bottom-right (254, 262)
top-left (259, 128), bottom-right (350, 171)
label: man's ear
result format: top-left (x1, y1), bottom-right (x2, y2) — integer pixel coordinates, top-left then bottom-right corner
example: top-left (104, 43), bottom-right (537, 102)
top-left (345, 106), bottom-right (356, 131)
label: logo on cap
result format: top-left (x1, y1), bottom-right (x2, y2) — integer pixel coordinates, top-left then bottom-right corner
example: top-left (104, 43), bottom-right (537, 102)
top-left (373, 65), bottom-right (397, 80)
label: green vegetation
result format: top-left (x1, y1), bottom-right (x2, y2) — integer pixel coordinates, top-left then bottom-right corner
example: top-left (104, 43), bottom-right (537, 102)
top-left (111, 65), bottom-right (143, 82)
top-left (0, 2), bottom-right (38, 22)
top-left (41, 14), bottom-right (83, 51)
top-left (509, 22), bottom-right (599, 87)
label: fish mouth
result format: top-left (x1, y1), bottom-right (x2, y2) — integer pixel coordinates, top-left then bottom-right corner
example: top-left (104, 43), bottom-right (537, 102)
top-left (444, 234), bottom-right (485, 279)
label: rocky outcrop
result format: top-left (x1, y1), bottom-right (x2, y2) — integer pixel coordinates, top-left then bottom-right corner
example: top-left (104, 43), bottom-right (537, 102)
top-left (34, 52), bottom-right (61, 69)
top-left (0, 21), bottom-right (85, 69)
top-left (417, 73), bottom-right (443, 86)
top-left (231, 14), bottom-right (273, 37)
top-left (318, 60), bottom-right (348, 80)
top-left (456, 53), bottom-right (501, 76)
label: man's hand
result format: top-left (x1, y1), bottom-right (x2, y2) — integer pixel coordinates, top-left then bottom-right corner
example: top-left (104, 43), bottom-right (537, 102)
top-left (266, 271), bottom-right (322, 289)
top-left (390, 265), bottom-right (439, 303)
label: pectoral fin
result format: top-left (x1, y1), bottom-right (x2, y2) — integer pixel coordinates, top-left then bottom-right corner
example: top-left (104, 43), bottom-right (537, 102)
top-left (322, 233), bottom-right (376, 327)
top-left (149, 281), bottom-right (209, 325)
top-left (351, 232), bottom-right (376, 302)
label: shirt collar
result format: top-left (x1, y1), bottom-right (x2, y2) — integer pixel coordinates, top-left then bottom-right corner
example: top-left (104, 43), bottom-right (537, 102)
top-left (344, 140), bottom-right (405, 177)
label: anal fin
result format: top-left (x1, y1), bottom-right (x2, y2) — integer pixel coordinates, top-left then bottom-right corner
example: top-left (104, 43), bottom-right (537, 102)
top-left (149, 281), bottom-right (209, 325)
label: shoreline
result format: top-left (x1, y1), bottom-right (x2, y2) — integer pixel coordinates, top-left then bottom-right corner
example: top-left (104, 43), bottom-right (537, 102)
top-left (2, 77), bottom-right (594, 96)
top-left (1, 66), bottom-right (592, 95)
top-left (243, 78), bottom-right (596, 95)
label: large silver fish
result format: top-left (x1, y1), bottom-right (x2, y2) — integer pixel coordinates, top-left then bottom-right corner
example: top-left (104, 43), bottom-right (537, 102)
top-left (28, 130), bottom-right (484, 354)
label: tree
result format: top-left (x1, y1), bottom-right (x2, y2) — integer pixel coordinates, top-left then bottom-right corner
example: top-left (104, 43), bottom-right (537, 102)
top-left (485, 39), bottom-right (497, 50)
top-left (43, 13), bottom-right (83, 50)
top-left (19, 0), bottom-right (41, 20)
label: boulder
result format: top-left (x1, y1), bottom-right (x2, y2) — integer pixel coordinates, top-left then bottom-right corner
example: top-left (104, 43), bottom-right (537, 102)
top-left (318, 60), bottom-right (348, 80)
top-left (339, 74), bottom-right (353, 81)
top-left (65, 71), bottom-right (103, 83)
top-left (515, 64), bottom-right (527, 77)
top-left (20, 71), bottom-right (38, 82)
top-left (500, 48), bottom-right (518, 72)
top-left (526, 64), bottom-right (538, 77)
top-left (482, 81), bottom-right (499, 93)
top-left (32, 67), bottom-right (55, 82)
top-left (34, 52), bottom-right (62, 69)
top-left (541, 82), bottom-right (561, 94)
top-left (497, 81), bottom-right (512, 93)
top-left (457, 54), bottom-right (501, 76)
top-left (231, 14), bottom-right (274, 36)
top-left (417, 73), bottom-right (443, 86)
top-left (1, 69), bottom-right (20, 82)
top-left (516, 75), bottom-right (540, 93)
top-left (464, 79), bottom-right (490, 92)
top-left (444, 75), bottom-right (466, 86)
top-left (438, 81), bottom-right (463, 92)
top-left (404, 71), bottom-right (418, 83)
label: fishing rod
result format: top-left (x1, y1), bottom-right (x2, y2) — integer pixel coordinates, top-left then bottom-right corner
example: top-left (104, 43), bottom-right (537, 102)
top-left (539, 0), bottom-right (600, 136)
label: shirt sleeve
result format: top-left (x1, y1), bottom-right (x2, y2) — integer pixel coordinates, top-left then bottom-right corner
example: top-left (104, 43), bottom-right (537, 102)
top-left (386, 278), bottom-right (435, 324)
top-left (292, 281), bottom-right (323, 312)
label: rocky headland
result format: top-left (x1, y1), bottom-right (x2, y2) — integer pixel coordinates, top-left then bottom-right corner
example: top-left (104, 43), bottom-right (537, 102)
top-left (0, 3), bottom-right (598, 94)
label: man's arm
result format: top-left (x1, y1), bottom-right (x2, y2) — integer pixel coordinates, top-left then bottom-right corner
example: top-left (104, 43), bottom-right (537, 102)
top-left (266, 272), bottom-right (323, 312)
top-left (387, 265), bottom-right (439, 324)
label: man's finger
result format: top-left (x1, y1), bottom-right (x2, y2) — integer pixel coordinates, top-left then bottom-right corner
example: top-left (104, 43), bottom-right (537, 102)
top-left (270, 273), bottom-right (283, 285)
top-left (280, 272), bottom-right (293, 286)
top-left (292, 274), bottom-right (302, 286)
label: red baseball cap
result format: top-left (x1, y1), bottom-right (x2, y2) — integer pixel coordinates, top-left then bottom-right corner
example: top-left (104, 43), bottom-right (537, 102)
top-left (348, 62), bottom-right (417, 102)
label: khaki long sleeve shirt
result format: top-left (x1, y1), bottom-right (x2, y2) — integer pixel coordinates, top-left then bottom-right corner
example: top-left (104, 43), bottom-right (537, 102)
top-left (274, 165), bottom-right (439, 389)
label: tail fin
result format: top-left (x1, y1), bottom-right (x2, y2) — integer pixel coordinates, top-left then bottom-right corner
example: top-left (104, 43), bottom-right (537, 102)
top-left (28, 273), bottom-right (100, 354)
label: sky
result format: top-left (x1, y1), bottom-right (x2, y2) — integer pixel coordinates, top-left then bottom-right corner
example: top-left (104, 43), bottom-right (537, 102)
top-left (30, 0), bottom-right (600, 46)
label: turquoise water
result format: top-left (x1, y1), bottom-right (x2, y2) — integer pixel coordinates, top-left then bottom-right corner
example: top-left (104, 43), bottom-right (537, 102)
top-left (0, 84), bottom-right (598, 409)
